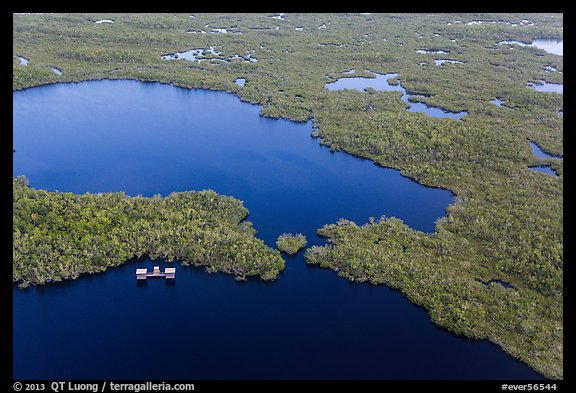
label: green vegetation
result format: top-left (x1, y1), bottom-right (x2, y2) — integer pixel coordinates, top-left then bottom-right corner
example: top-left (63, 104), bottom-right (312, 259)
top-left (276, 233), bottom-right (307, 255)
top-left (305, 217), bottom-right (561, 379)
top-left (13, 176), bottom-right (284, 286)
top-left (13, 13), bottom-right (562, 378)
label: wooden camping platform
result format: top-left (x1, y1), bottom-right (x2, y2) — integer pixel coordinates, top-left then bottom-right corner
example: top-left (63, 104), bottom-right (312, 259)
top-left (136, 266), bottom-right (176, 280)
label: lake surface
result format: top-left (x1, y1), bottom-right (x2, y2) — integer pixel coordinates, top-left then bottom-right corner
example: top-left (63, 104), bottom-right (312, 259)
top-left (325, 71), bottom-right (468, 120)
top-left (13, 80), bottom-right (541, 380)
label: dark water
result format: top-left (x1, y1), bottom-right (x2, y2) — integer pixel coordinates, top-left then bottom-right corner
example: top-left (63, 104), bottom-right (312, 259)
top-left (478, 279), bottom-right (515, 289)
top-left (325, 71), bottom-right (468, 120)
top-left (13, 80), bottom-right (541, 380)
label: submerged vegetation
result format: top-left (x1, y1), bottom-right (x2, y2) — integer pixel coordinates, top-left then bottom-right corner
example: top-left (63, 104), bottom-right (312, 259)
top-left (276, 233), bottom-right (307, 255)
top-left (13, 13), bottom-right (562, 378)
top-left (13, 176), bottom-right (284, 287)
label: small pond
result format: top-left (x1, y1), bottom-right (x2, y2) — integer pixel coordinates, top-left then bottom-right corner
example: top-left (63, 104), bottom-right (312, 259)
top-left (498, 39), bottom-right (563, 56)
top-left (325, 70), bottom-right (468, 120)
top-left (434, 59), bottom-right (464, 66)
top-left (162, 46), bottom-right (221, 62)
top-left (162, 47), bottom-right (257, 63)
top-left (478, 279), bottom-right (515, 289)
top-left (544, 65), bottom-right (560, 73)
top-left (416, 49), bottom-right (449, 54)
top-left (527, 81), bottom-right (563, 94)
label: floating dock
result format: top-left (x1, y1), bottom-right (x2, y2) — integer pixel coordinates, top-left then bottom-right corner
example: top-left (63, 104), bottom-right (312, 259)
top-left (136, 266), bottom-right (176, 280)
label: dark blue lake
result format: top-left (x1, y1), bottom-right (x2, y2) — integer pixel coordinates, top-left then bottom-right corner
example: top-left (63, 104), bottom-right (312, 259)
top-left (13, 80), bottom-right (541, 379)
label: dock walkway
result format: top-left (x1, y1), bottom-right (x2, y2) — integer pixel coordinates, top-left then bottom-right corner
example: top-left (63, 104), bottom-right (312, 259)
top-left (136, 266), bottom-right (175, 280)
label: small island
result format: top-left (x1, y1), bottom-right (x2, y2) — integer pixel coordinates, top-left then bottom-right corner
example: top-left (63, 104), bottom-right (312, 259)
top-left (276, 233), bottom-right (307, 255)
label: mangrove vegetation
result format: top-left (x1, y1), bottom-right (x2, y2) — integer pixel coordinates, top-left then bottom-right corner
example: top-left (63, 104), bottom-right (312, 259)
top-left (13, 13), bottom-right (562, 378)
top-left (13, 176), bottom-right (284, 287)
top-left (276, 233), bottom-right (307, 255)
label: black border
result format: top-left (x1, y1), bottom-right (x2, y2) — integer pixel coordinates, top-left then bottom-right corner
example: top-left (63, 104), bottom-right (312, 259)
top-left (7, 7), bottom-right (569, 392)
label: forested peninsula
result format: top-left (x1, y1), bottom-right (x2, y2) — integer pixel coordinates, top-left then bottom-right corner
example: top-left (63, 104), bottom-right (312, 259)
top-left (13, 13), bottom-right (562, 378)
top-left (13, 176), bottom-right (284, 287)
